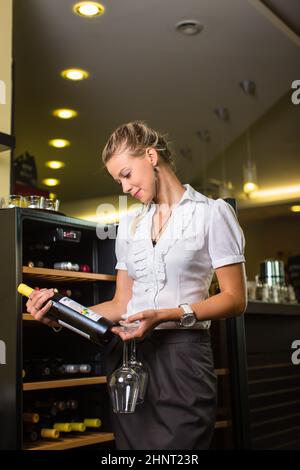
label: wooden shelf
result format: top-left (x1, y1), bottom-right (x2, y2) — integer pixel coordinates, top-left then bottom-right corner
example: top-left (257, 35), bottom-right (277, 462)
top-left (22, 266), bottom-right (116, 283)
top-left (0, 132), bottom-right (15, 152)
top-left (215, 368), bottom-right (229, 376)
top-left (23, 376), bottom-right (107, 391)
top-left (23, 313), bottom-right (34, 321)
top-left (215, 420), bottom-right (232, 429)
top-left (23, 432), bottom-right (114, 450)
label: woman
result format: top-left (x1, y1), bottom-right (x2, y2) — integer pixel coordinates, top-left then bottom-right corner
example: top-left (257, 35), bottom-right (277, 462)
top-left (26, 121), bottom-right (247, 450)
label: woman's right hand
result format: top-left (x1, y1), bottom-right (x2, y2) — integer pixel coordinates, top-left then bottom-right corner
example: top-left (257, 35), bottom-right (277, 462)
top-left (26, 288), bottom-right (59, 328)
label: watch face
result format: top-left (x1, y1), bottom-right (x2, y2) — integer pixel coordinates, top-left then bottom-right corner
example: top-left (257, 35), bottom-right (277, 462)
top-left (182, 313), bottom-right (196, 327)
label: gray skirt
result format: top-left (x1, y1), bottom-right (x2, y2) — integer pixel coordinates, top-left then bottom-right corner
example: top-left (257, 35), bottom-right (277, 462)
top-left (105, 329), bottom-right (217, 450)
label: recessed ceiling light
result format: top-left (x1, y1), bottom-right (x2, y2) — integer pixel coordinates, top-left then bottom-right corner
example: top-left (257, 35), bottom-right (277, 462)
top-left (214, 107), bottom-right (230, 121)
top-left (48, 139), bottom-right (71, 148)
top-left (73, 2), bottom-right (105, 17)
top-left (43, 178), bottom-right (60, 187)
top-left (61, 68), bottom-right (89, 81)
top-left (175, 20), bottom-right (204, 36)
top-left (53, 108), bottom-right (78, 119)
top-left (46, 161), bottom-right (66, 170)
top-left (290, 205), bottom-right (300, 213)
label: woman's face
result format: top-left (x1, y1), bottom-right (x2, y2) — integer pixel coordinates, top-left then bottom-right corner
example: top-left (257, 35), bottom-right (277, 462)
top-left (106, 148), bottom-right (157, 203)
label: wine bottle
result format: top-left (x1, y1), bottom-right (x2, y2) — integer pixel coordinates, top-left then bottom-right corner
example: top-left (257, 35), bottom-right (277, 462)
top-left (23, 412), bottom-right (40, 424)
top-left (84, 418), bottom-right (101, 428)
top-left (66, 399), bottom-right (79, 411)
top-left (17, 283), bottom-right (114, 345)
top-left (23, 358), bottom-right (52, 381)
top-left (23, 424), bottom-right (60, 441)
top-left (55, 363), bottom-right (92, 376)
top-left (32, 399), bottom-right (66, 416)
top-left (23, 429), bottom-right (39, 442)
top-left (27, 260), bottom-right (45, 268)
top-left (53, 262), bottom-right (80, 271)
top-left (69, 422), bottom-right (86, 432)
top-left (53, 422), bottom-right (72, 433)
top-left (29, 243), bottom-right (51, 251)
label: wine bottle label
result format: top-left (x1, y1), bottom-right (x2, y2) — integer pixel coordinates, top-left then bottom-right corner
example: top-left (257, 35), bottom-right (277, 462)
top-left (57, 319), bottom-right (91, 340)
top-left (58, 297), bottom-right (102, 323)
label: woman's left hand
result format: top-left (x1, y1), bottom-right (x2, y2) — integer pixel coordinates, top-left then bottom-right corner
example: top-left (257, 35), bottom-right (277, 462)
top-left (111, 309), bottom-right (160, 341)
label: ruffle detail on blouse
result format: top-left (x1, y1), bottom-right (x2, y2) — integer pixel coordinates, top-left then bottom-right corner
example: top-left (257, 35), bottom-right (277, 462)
top-left (131, 210), bottom-right (153, 283)
top-left (155, 200), bottom-right (197, 292)
top-left (130, 200), bottom-right (198, 292)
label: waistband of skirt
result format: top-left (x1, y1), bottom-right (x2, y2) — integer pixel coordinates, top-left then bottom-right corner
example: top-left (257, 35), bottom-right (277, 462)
top-left (148, 328), bottom-right (210, 344)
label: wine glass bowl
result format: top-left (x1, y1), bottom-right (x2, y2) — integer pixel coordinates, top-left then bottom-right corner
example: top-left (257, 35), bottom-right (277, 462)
top-left (108, 319), bottom-right (149, 412)
top-left (120, 319), bottom-right (149, 404)
top-left (108, 363), bottom-right (140, 413)
top-left (108, 320), bottom-right (141, 413)
top-left (128, 356), bottom-right (148, 404)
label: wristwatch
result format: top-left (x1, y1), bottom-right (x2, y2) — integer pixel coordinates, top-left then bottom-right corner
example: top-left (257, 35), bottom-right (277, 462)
top-left (178, 303), bottom-right (197, 327)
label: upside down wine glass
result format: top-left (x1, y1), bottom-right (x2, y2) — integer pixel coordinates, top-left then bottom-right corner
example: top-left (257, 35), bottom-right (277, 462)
top-left (128, 338), bottom-right (148, 404)
top-left (108, 321), bottom-right (140, 413)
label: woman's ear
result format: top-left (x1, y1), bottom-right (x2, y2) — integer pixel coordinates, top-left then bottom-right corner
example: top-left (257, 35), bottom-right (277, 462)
top-left (145, 147), bottom-right (158, 168)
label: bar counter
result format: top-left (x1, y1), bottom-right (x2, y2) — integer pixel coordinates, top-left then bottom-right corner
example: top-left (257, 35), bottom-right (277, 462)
top-left (243, 301), bottom-right (300, 450)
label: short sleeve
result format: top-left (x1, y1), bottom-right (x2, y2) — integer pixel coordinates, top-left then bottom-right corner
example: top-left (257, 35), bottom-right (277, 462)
top-left (115, 214), bottom-right (130, 270)
top-left (208, 199), bottom-right (245, 269)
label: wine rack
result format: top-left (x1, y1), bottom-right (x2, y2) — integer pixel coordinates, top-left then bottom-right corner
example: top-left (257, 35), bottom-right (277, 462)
top-left (0, 207), bottom-right (117, 450)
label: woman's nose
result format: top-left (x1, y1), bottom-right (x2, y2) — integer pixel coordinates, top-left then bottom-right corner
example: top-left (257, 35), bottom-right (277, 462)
top-left (122, 180), bottom-right (132, 194)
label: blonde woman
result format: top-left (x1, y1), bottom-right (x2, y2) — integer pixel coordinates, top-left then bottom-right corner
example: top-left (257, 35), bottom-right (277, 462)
top-left (26, 121), bottom-right (247, 450)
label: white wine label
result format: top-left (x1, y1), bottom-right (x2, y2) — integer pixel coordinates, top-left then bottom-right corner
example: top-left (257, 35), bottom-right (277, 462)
top-left (57, 320), bottom-right (91, 340)
top-left (58, 297), bottom-right (102, 322)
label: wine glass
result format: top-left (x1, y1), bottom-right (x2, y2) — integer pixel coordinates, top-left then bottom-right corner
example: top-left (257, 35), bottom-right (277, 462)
top-left (108, 321), bottom-right (140, 413)
top-left (128, 339), bottom-right (148, 404)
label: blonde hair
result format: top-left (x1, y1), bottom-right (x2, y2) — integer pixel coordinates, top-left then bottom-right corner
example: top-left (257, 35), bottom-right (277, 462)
top-left (102, 120), bottom-right (176, 172)
top-left (102, 121), bottom-right (176, 236)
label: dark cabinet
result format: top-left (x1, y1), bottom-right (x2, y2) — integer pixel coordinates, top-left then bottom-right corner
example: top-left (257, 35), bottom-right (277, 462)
top-left (0, 207), bottom-right (116, 450)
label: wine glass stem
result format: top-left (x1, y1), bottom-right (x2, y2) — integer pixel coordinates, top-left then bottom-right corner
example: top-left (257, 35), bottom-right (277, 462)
top-left (130, 338), bottom-right (137, 363)
top-left (122, 341), bottom-right (129, 367)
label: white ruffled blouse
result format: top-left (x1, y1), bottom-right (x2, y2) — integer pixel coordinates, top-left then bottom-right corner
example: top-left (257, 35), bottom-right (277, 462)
top-left (115, 184), bottom-right (245, 329)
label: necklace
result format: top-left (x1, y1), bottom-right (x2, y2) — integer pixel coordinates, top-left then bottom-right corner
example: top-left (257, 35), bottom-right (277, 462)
top-left (151, 208), bottom-right (173, 245)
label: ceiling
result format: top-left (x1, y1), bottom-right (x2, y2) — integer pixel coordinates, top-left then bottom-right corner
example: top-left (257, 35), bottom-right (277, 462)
top-left (13, 0), bottom-right (300, 208)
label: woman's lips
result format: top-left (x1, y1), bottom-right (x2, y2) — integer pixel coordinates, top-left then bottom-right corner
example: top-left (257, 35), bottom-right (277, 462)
top-left (134, 189), bottom-right (142, 199)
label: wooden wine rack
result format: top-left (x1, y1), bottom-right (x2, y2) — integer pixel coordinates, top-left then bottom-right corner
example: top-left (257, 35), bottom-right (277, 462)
top-left (23, 376), bottom-right (107, 391)
top-left (23, 432), bottom-right (115, 451)
top-left (22, 266), bottom-right (116, 283)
